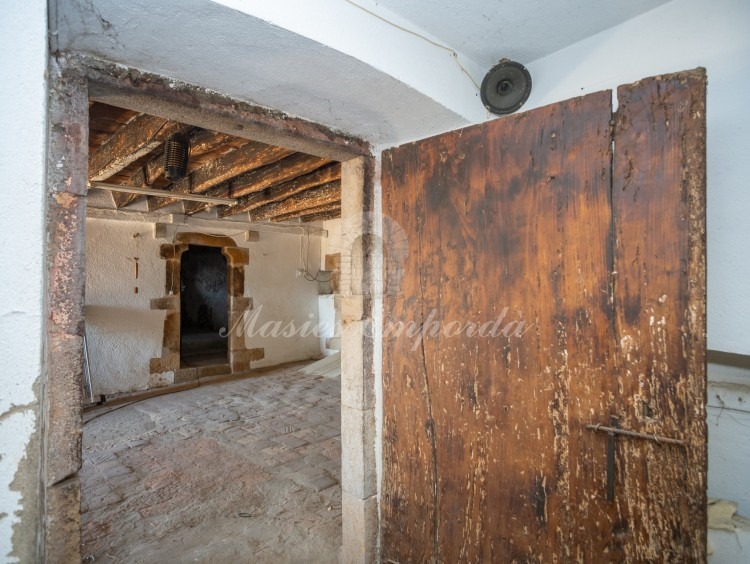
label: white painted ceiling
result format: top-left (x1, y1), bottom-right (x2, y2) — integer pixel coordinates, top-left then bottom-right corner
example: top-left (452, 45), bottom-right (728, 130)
top-left (373, 0), bottom-right (671, 69)
top-left (56, 0), bottom-right (671, 146)
top-left (58, 0), bottom-right (470, 144)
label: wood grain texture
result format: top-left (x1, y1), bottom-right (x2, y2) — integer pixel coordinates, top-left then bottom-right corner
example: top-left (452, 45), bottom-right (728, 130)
top-left (271, 200), bottom-right (340, 222)
top-left (147, 141), bottom-right (293, 211)
top-left (299, 207), bottom-right (341, 222)
top-left (184, 153), bottom-right (329, 215)
top-left (246, 181), bottom-right (340, 222)
top-left (609, 68), bottom-right (707, 562)
top-left (220, 162), bottom-right (341, 217)
top-left (88, 113), bottom-right (181, 181)
top-left (381, 69), bottom-right (706, 562)
top-left (113, 129), bottom-right (232, 208)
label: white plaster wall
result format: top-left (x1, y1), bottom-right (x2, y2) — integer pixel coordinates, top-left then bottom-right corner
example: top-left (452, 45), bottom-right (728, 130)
top-left (86, 219), bottom-right (166, 396)
top-left (86, 220), bottom-right (326, 395)
top-left (244, 230), bottom-right (324, 367)
top-left (213, 0), bottom-right (486, 122)
top-left (706, 365), bottom-right (750, 515)
top-left (706, 364), bottom-right (750, 562)
top-left (0, 1), bottom-right (48, 561)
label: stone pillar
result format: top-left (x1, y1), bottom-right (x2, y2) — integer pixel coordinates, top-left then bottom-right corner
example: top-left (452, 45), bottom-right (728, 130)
top-left (339, 156), bottom-right (380, 563)
top-left (43, 57), bottom-right (89, 563)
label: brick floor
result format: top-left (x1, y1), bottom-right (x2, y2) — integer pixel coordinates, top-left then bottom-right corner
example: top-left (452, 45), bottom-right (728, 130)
top-left (81, 362), bottom-right (341, 563)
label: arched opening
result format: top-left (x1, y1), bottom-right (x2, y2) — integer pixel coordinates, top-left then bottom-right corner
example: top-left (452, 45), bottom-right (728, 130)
top-left (180, 244), bottom-right (229, 367)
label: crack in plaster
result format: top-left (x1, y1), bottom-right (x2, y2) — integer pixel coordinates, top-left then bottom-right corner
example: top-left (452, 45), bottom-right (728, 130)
top-left (0, 404), bottom-right (35, 423)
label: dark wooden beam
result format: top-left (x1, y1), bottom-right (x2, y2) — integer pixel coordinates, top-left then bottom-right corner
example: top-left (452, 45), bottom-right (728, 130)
top-left (247, 181), bottom-right (340, 222)
top-left (113, 129), bottom-right (233, 208)
top-left (231, 153), bottom-right (330, 198)
top-left (185, 153), bottom-right (330, 215)
top-left (301, 207), bottom-right (342, 223)
top-left (147, 141), bottom-right (293, 211)
top-left (273, 201), bottom-right (341, 222)
top-left (89, 113), bottom-right (182, 181)
top-left (219, 162), bottom-right (341, 217)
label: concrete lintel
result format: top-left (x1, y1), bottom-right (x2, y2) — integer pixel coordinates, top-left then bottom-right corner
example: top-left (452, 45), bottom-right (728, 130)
top-left (82, 55), bottom-right (371, 162)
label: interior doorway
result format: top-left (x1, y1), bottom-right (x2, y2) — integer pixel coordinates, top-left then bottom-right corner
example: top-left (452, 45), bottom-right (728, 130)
top-left (180, 244), bottom-right (229, 367)
top-left (43, 58), bottom-right (377, 562)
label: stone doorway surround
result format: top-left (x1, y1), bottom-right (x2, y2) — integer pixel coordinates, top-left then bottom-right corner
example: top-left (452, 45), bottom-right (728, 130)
top-left (43, 54), bottom-right (379, 563)
top-left (150, 232), bottom-right (264, 383)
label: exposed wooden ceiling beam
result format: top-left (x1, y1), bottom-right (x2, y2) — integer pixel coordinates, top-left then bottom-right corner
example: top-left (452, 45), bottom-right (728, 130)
top-left (89, 113), bottom-right (182, 181)
top-left (147, 141), bottom-right (293, 211)
top-left (230, 153), bottom-right (330, 199)
top-left (247, 181), bottom-right (340, 222)
top-left (272, 201), bottom-right (341, 222)
top-left (113, 129), bottom-right (233, 209)
top-left (184, 153), bottom-right (330, 216)
top-left (219, 162), bottom-right (341, 218)
top-left (300, 207), bottom-right (342, 223)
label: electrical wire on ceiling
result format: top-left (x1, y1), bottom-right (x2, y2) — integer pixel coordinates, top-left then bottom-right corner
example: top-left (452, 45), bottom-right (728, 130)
top-left (342, 0), bottom-right (481, 92)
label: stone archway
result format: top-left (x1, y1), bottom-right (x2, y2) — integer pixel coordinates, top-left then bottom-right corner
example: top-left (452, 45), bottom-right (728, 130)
top-left (149, 231), bottom-right (264, 384)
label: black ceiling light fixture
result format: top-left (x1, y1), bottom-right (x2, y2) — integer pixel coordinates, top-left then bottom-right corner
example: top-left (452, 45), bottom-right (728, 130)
top-left (480, 59), bottom-right (532, 116)
top-left (164, 132), bottom-right (191, 181)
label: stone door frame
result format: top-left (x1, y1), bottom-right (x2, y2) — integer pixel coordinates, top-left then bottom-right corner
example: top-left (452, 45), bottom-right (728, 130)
top-left (151, 232), bottom-right (264, 383)
top-left (43, 53), bottom-right (380, 562)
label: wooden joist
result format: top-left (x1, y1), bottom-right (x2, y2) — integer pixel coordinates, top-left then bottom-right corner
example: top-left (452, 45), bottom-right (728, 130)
top-left (147, 141), bottom-right (294, 211)
top-left (113, 129), bottom-right (234, 208)
top-left (230, 153), bottom-right (330, 198)
top-left (219, 162), bottom-right (341, 217)
top-left (273, 201), bottom-right (341, 222)
top-left (185, 153), bottom-right (330, 216)
top-left (87, 104), bottom-right (345, 222)
top-left (247, 181), bottom-right (340, 222)
top-left (89, 114), bottom-right (182, 181)
top-left (300, 207), bottom-right (341, 223)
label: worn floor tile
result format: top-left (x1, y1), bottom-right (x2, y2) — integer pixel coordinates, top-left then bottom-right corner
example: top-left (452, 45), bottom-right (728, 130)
top-left (81, 363), bottom-right (341, 563)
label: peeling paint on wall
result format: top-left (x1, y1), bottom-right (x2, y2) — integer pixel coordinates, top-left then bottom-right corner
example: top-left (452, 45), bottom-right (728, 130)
top-left (0, 0), bottom-right (48, 560)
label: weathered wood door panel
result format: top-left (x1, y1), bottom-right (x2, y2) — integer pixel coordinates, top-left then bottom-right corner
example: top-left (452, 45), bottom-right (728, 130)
top-left (381, 70), bottom-right (706, 562)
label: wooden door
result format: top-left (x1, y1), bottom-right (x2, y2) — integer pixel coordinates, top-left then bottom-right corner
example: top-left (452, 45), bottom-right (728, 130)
top-left (381, 69), bottom-right (706, 562)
